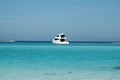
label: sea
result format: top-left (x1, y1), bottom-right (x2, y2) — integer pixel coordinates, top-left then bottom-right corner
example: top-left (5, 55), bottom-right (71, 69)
top-left (0, 41), bottom-right (120, 80)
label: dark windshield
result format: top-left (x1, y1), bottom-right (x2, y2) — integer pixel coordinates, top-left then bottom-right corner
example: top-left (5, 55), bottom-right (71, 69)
top-left (54, 39), bottom-right (59, 40)
top-left (61, 35), bottom-right (65, 38)
top-left (60, 39), bottom-right (65, 42)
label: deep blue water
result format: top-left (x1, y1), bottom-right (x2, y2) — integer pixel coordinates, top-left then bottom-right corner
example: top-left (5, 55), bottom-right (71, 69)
top-left (0, 42), bottom-right (120, 80)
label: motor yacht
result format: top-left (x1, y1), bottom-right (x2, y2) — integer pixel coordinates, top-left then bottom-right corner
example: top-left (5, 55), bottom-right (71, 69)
top-left (52, 33), bottom-right (69, 44)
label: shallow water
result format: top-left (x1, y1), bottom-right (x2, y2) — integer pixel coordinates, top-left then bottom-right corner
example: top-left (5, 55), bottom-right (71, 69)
top-left (0, 42), bottom-right (120, 80)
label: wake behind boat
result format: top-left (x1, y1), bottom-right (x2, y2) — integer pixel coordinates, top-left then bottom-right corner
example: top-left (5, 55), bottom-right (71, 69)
top-left (52, 33), bottom-right (69, 44)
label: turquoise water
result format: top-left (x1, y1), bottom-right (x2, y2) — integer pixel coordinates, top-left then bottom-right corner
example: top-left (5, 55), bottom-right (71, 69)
top-left (0, 42), bottom-right (120, 80)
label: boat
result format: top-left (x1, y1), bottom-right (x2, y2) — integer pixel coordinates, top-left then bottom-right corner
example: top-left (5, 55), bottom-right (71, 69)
top-left (52, 33), bottom-right (69, 44)
top-left (0, 40), bottom-right (16, 42)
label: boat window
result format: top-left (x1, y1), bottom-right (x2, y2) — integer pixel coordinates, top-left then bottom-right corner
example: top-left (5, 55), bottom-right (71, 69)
top-left (60, 39), bottom-right (65, 42)
top-left (56, 35), bottom-right (59, 37)
top-left (54, 39), bottom-right (59, 40)
top-left (61, 35), bottom-right (65, 38)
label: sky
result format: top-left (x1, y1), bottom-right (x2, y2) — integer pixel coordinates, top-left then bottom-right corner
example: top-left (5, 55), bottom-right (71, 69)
top-left (0, 0), bottom-right (120, 41)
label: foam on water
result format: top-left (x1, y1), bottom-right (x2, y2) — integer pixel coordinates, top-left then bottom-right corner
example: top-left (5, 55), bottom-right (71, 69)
top-left (0, 42), bottom-right (120, 80)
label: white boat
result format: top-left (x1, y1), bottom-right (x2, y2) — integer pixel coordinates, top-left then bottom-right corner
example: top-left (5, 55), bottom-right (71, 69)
top-left (0, 40), bottom-right (16, 42)
top-left (52, 33), bottom-right (69, 44)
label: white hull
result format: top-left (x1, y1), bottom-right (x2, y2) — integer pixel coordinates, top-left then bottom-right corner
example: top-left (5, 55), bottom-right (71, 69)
top-left (52, 39), bottom-right (69, 44)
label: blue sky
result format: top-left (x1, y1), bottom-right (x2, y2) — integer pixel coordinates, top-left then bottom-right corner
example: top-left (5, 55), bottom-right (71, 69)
top-left (0, 0), bottom-right (120, 41)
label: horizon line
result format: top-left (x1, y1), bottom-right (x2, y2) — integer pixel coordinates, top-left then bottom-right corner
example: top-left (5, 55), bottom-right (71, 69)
top-left (15, 40), bottom-right (120, 43)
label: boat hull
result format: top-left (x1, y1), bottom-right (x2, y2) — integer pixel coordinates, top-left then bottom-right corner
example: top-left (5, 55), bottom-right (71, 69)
top-left (52, 40), bottom-right (69, 44)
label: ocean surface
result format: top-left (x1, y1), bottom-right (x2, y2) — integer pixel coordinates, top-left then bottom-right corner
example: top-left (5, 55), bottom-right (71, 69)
top-left (0, 42), bottom-right (120, 80)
